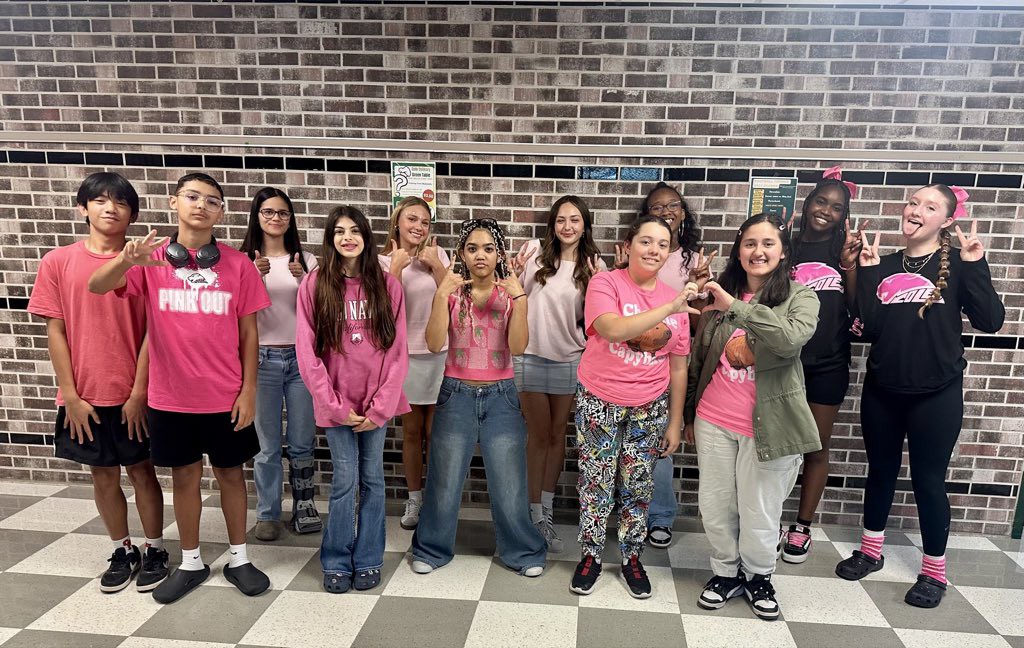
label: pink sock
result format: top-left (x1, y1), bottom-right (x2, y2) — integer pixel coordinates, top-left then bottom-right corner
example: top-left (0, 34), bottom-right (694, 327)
top-left (921, 554), bottom-right (947, 584)
top-left (859, 530), bottom-right (884, 560)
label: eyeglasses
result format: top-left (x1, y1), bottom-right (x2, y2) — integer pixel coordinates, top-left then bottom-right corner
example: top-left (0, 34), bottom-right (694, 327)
top-left (176, 191), bottom-right (224, 212)
top-left (647, 200), bottom-right (683, 216)
top-left (259, 208), bottom-right (292, 221)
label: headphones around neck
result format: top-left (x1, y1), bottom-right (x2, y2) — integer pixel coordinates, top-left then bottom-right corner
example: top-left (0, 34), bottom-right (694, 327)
top-left (166, 234), bottom-right (220, 269)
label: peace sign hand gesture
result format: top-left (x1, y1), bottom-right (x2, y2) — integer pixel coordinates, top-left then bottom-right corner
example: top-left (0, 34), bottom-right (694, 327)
top-left (955, 220), bottom-right (985, 262)
top-left (859, 231), bottom-right (881, 267)
top-left (585, 254), bottom-right (605, 275)
top-left (614, 243), bottom-right (628, 267)
top-left (509, 241), bottom-right (535, 277)
top-left (122, 230), bottom-right (169, 267)
top-left (688, 247), bottom-right (717, 290)
top-left (841, 219), bottom-right (871, 269)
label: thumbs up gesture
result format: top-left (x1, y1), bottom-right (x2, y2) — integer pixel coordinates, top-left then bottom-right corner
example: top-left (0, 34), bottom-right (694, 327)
top-left (389, 239), bottom-right (412, 273)
top-left (288, 252), bottom-right (305, 278)
top-left (254, 250), bottom-right (270, 276)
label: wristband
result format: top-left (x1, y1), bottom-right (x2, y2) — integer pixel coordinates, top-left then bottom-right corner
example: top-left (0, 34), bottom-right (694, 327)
top-left (839, 261), bottom-right (856, 271)
top-left (512, 294), bottom-right (526, 301)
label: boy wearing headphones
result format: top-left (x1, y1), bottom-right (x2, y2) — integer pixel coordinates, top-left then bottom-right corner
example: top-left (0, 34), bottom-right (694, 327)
top-left (89, 173), bottom-right (271, 604)
top-left (29, 172), bottom-right (167, 594)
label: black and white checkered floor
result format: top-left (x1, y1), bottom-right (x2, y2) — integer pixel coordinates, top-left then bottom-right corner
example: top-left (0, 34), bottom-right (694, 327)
top-left (1, 479), bottom-right (1023, 648)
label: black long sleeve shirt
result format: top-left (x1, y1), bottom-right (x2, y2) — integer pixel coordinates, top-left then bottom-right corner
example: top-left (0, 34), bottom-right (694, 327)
top-left (792, 239), bottom-right (852, 372)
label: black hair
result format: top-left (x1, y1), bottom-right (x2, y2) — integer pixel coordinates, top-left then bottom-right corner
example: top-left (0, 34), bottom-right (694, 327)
top-left (718, 212), bottom-right (794, 309)
top-left (792, 178), bottom-right (852, 263)
top-left (638, 181), bottom-right (702, 268)
top-left (76, 172), bottom-right (140, 223)
top-left (238, 187), bottom-right (310, 272)
top-left (175, 172), bottom-right (224, 200)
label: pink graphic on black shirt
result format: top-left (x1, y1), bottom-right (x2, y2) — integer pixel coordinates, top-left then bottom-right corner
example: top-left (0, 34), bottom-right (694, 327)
top-left (877, 273), bottom-right (943, 305)
top-left (792, 262), bottom-right (844, 294)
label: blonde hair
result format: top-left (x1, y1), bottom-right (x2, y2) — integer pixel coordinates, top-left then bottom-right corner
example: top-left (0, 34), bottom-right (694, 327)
top-left (387, 197), bottom-right (433, 256)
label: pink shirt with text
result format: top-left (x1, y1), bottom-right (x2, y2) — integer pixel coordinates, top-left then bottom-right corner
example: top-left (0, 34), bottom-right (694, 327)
top-left (116, 242), bottom-right (270, 414)
top-left (696, 295), bottom-right (756, 437)
top-left (445, 286), bottom-right (515, 381)
top-left (578, 269), bottom-right (690, 407)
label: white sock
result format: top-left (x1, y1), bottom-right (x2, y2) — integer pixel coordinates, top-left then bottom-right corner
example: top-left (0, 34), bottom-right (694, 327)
top-left (144, 536), bottom-right (163, 550)
top-left (228, 543), bottom-right (250, 568)
top-left (530, 503), bottom-right (544, 524)
top-left (408, 490), bottom-right (422, 502)
top-left (180, 547), bottom-right (203, 571)
top-left (540, 491), bottom-right (554, 511)
top-left (113, 536), bottom-right (132, 552)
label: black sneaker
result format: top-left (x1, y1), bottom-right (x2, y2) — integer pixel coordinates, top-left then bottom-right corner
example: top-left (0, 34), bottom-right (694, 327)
top-left (621, 556), bottom-right (652, 599)
top-left (698, 573), bottom-right (746, 610)
top-left (152, 565), bottom-right (210, 604)
top-left (646, 526), bottom-right (673, 549)
top-left (100, 545), bottom-right (141, 593)
top-left (782, 524), bottom-right (812, 564)
top-left (569, 555), bottom-right (602, 595)
top-left (744, 573), bottom-right (780, 620)
top-left (136, 546), bottom-right (169, 592)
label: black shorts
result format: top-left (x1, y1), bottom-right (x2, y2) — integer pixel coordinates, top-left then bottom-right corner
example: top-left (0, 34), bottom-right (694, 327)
top-left (54, 405), bottom-right (151, 468)
top-left (804, 363), bottom-right (851, 407)
top-left (147, 407), bottom-right (260, 469)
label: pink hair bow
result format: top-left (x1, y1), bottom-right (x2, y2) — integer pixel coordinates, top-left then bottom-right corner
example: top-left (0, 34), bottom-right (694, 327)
top-left (822, 166), bottom-right (859, 199)
top-left (950, 185), bottom-right (970, 220)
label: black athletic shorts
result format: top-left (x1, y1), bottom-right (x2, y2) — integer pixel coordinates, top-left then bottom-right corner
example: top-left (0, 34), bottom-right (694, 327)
top-left (147, 407), bottom-right (259, 468)
top-left (54, 405), bottom-right (151, 468)
top-left (804, 363), bottom-right (851, 407)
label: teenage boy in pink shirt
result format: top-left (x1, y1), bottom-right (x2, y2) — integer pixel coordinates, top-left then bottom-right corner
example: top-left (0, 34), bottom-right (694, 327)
top-left (89, 173), bottom-right (271, 604)
top-left (29, 172), bottom-right (167, 594)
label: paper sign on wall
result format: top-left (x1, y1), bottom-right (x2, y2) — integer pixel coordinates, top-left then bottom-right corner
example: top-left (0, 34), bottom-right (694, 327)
top-left (391, 162), bottom-right (437, 219)
top-left (747, 177), bottom-right (798, 221)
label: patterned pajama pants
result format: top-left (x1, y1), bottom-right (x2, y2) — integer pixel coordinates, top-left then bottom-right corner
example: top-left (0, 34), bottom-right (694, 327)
top-left (575, 384), bottom-right (669, 559)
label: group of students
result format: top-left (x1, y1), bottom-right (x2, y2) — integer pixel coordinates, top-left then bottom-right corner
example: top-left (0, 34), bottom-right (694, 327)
top-left (30, 168), bottom-right (1004, 617)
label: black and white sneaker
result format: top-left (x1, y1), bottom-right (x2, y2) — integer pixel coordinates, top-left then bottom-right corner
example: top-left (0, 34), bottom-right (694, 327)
top-left (744, 573), bottom-right (780, 620)
top-left (782, 524), bottom-right (812, 564)
top-left (698, 573), bottom-right (746, 610)
top-left (100, 545), bottom-right (141, 593)
top-left (621, 556), bottom-right (652, 599)
top-left (569, 555), bottom-right (602, 595)
top-left (136, 546), bottom-right (169, 592)
top-left (646, 526), bottom-right (673, 549)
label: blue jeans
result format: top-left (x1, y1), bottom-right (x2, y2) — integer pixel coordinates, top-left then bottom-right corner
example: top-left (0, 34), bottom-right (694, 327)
top-left (411, 377), bottom-right (546, 573)
top-left (253, 346), bottom-right (316, 521)
top-left (321, 424), bottom-right (387, 576)
top-left (648, 456), bottom-right (679, 529)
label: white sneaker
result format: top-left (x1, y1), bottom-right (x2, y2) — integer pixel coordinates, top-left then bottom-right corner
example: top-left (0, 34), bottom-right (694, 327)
top-left (411, 560), bottom-right (433, 574)
top-left (523, 565), bottom-right (544, 577)
top-left (541, 508), bottom-right (564, 554)
top-left (401, 498), bottom-right (422, 530)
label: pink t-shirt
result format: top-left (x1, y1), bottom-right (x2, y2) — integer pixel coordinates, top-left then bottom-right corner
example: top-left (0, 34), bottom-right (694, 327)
top-left (116, 242), bottom-right (271, 414)
top-left (445, 286), bottom-right (514, 381)
top-left (257, 251), bottom-right (318, 345)
top-left (696, 295), bottom-right (756, 437)
top-left (295, 270), bottom-right (410, 428)
top-left (578, 269), bottom-right (690, 406)
top-left (378, 247), bottom-right (450, 355)
top-left (29, 241), bottom-right (146, 406)
top-left (658, 248), bottom-right (700, 292)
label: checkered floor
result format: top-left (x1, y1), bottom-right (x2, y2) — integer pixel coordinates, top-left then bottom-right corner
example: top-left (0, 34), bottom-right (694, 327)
top-left (1, 479), bottom-right (1023, 648)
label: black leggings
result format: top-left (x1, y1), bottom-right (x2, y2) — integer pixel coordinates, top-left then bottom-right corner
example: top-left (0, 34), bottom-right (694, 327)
top-left (860, 373), bottom-right (963, 557)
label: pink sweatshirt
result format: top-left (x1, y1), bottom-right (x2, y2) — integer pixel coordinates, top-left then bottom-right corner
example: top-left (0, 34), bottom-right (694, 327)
top-left (295, 269), bottom-right (410, 428)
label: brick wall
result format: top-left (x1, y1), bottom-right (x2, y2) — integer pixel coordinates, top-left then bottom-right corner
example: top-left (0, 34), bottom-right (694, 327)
top-left (1, 2), bottom-right (1022, 537)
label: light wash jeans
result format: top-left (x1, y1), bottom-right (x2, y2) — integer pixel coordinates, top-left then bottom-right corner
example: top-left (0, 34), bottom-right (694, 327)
top-left (253, 346), bottom-right (316, 521)
top-left (411, 377), bottom-right (546, 573)
top-left (321, 423), bottom-right (387, 576)
top-left (648, 455), bottom-right (679, 530)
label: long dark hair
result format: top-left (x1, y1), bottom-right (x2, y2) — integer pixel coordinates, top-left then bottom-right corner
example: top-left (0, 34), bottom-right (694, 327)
top-left (638, 182), bottom-right (702, 267)
top-left (239, 187), bottom-right (310, 272)
top-left (792, 178), bottom-right (852, 263)
top-left (718, 212), bottom-right (794, 308)
top-left (616, 215), bottom-right (673, 270)
top-left (534, 195), bottom-right (601, 297)
top-left (314, 206), bottom-right (396, 355)
top-left (452, 218), bottom-right (510, 330)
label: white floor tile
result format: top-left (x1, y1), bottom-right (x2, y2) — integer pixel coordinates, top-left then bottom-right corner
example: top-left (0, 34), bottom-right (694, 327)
top-left (895, 628), bottom-right (1012, 648)
top-left (206, 544), bottom-right (317, 590)
top-left (904, 533), bottom-right (1001, 552)
top-left (0, 627), bottom-right (19, 645)
top-left (163, 507), bottom-right (257, 544)
top-left (7, 532), bottom-right (113, 578)
top-left (773, 575), bottom-right (889, 627)
top-left (239, 590), bottom-right (377, 648)
top-left (577, 565), bottom-right (679, 614)
top-left (667, 531), bottom-right (715, 570)
top-left (464, 601), bottom-right (578, 648)
top-left (384, 516), bottom-right (414, 553)
top-left (832, 542), bottom-right (921, 583)
top-left (957, 586), bottom-right (1024, 636)
top-left (680, 613), bottom-right (798, 648)
top-left (29, 578), bottom-right (163, 635)
top-left (0, 496), bottom-right (99, 532)
top-left (0, 481), bottom-right (65, 497)
top-left (117, 639), bottom-right (235, 648)
top-left (1003, 549), bottom-right (1024, 570)
top-left (383, 554), bottom-right (493, 600)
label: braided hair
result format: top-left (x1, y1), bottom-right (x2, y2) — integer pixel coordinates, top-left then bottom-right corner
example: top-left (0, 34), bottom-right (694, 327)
top-left (453, 218), bottom-right (510, 330)
top-left (792, 178), bottom-right (852, 263)
top-left (917, 183), bottom-right (957, 319)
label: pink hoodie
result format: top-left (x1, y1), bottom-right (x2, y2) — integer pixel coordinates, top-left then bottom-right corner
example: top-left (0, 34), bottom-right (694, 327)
top-left (295, 269), bottom-right (410, 428)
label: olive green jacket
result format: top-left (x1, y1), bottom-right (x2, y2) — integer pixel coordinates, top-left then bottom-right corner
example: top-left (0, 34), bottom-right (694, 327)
top-left (685, 282), bottom-right (822, 462)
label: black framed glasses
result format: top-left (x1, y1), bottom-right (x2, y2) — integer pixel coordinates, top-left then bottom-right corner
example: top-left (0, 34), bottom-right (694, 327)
top-left (647, 200), bottom-right (683, 216)
top-left (259, 208), bottom-right (292, 221)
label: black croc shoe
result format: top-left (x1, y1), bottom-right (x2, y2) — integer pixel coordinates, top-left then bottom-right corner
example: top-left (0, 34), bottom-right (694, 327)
top-left (224, 563), bottom-right (270, 597)
top-left (905, 574), bottom-right (947, 608)
top-left (835, 550), bottom-right (885, 581)
top-left (152, 566), bottom-right (210, 604)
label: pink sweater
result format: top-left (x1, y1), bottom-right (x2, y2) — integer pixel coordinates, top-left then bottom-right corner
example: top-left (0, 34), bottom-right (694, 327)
top-left (295, 269), bottom-right (410, 428)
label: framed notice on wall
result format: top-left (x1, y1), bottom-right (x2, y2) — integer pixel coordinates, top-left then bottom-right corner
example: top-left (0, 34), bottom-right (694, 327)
top-left (747, 177), bottom-right (798, 221)
top-left (391, 162), bottom-right (437, 219)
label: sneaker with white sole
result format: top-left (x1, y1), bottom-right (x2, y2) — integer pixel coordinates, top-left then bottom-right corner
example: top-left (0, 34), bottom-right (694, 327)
top-left (745, 573), bottom-right (780, 620)
top-left (100, 545), bottom-right (141, 593)
top-left (782, 524), bottom-right (812, 564)
top-left (411, 560), bottom-right (433, 574)
top-left (535, 514), bottom-right (564, 555)
top-left (698, 573), bottom-right (746, 610)
top-left (401, 498), bottom-right (422, 530)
